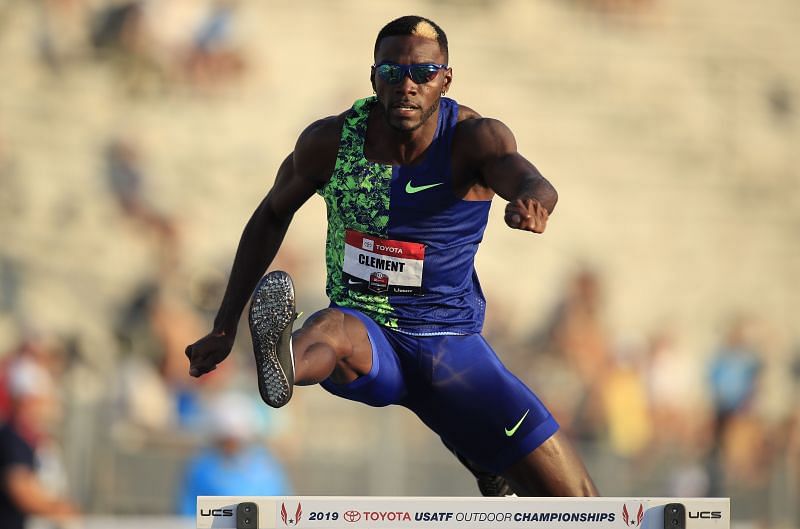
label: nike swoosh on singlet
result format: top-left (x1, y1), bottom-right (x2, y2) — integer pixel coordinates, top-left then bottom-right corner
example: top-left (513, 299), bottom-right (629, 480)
top-left (405, 180), bottom-right (445, 194)
top-left (504, 409), bottom-right (530, 437)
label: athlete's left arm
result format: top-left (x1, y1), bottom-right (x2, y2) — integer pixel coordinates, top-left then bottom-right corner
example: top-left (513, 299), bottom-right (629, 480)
top-left (470, 117), bottom-right (557, 234)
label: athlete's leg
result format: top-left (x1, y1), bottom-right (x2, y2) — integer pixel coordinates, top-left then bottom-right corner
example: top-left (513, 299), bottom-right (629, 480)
top-left (441, 438), bottom-right (515, 496)
top-left (402, 333), bottom-right (597, 497)
top-left (291, 308), bottom-right (373, 385)
top-left (249, 271), bottom-right (374, 408)
top-left (503, 430), bottom-right (599, 496)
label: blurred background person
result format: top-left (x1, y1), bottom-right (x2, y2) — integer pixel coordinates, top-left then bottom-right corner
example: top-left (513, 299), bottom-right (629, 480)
top-left (707, 315), bottom-right (764, 444)
top-left (176, 390), bottom-right (290, 516)
top-left (0, 352), bottom-right (79, 529)
top-left (535, 268), bottom-right (612, 440)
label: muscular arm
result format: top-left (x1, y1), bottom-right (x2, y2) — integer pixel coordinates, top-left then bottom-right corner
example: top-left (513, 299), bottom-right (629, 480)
top-left (211, 152), bottom-right (315, 336)
top-left (460, 116), bottom-right (557, 233)
top-left (186, 115), bottom-right (342, 377)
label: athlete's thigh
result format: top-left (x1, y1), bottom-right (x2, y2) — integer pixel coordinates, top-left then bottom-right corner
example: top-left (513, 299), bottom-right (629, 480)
top-left (407, 334), bottom-right (559, 475)
top-left (317, 307), bottom-right (409, 407)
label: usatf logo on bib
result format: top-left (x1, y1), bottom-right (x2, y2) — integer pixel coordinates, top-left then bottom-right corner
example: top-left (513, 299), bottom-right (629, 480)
top-left (343, 230), bottom-right (425, 296)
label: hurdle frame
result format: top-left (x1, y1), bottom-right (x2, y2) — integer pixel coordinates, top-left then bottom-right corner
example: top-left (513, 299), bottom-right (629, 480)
top-left (197, 496), bottom-right (730, 528)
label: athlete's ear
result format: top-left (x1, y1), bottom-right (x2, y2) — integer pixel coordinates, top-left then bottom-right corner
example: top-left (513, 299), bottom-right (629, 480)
top-left (370, 66), bottom-right (377, 94)
top-left (441, 67), bottom-right (453, 95)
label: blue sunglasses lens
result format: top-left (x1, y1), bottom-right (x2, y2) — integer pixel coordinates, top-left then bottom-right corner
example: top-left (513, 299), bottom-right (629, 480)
top-left (376, 64), bottom-right (443, 84)
top-left (376, 64), bottom-right (403, 83)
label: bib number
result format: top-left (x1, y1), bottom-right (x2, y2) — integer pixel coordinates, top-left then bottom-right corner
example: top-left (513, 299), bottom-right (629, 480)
top-left (342, 230), bottom-right (425, 296)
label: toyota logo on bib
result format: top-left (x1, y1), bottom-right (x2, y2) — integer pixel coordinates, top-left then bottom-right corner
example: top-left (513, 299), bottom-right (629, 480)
top-left (344, 510), bottom-right (361, 522)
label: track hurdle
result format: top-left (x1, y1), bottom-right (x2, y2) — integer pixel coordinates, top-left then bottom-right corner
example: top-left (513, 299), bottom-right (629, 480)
top-left (197, 496), bottom-right (729, 529)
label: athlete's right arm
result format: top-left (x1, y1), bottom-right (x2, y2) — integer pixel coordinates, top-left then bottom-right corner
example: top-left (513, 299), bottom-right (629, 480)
top-left (185, 115), bottom-right (343, 377)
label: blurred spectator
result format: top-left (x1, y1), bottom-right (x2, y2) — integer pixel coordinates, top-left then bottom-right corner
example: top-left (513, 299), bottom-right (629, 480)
top-left (705, 315), bottom-right (769, 519)
top-left (34, 0), bottom-right (88, 74)
top-left (718, 411), bottom-right (773, 524)
top-left (104, 137), bottom-right (175, 236)
top-left (0, 334), bottom-right (68, 421)
top-left (180, 0), bottom-right (247, 91)
top-left (176, 391), bottom-right (290, 516)
top-left (640, 327), bottom-right (713, 496)
top-left (0, 357), bottom-right (79, 529)
top-left (104, 137), bottom-right (179, 272)
top-left (538, 268), bottom-right (612, 438)
top-left (90, 0), bottom-right (166, 94)
top-left (90, 1), bottom-right (145, 54)
top-left (643, 328), bottom-right (710, 452)
top-left (600, 339), bottom-right (653, 460)
top-left (707, 316), bottom-right (763, 438)
top-left (89, 0), bottom-right (248, 94)
top-left (548, 269), bottom-right (612, 387)
top-left (113, 279), bottom-right (229, 433)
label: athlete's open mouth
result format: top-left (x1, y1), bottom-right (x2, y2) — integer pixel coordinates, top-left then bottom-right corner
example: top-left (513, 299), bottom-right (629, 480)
top-left (390, 101), bottom-right (420, 112)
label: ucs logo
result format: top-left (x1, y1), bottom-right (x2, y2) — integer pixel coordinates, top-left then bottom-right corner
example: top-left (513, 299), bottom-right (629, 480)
top-left (690, 511), bottom-right (723, 519)
top-left (281, 502), bottom-right (303, 526)
top-left (200, 508), bottom-right (234, 517)
top-left (622, 504), bottom-right (644, 526)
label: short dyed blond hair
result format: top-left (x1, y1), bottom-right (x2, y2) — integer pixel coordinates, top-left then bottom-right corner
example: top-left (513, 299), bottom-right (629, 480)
top-left (374, 16), bottom-right (448, 61)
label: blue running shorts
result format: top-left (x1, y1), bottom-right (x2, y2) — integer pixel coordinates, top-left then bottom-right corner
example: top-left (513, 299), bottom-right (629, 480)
top-left (319, 307), bottom-right (559, 474)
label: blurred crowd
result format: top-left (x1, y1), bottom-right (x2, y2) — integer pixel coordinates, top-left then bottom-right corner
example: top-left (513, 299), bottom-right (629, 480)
top-left (3, 258), bottom-right (799, 526)
top-left (2, 125), bottom-right (294, 528)
top-left (2, 2), bottom-right (284, 523)
top-left (488, 269), bottom-right (800, 527)
top-left (1, 1), bottom-right (798, 529)
top-left (25, 0), bottom-right (248, 95)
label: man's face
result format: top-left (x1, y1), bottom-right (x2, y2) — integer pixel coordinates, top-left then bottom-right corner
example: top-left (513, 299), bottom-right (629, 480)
top-left (372, 35), bottom-right (452, 133)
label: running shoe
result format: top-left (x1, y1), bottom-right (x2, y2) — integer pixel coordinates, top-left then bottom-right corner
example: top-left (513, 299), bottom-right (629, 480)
top-left (248, 270), bottom-right (298, 408)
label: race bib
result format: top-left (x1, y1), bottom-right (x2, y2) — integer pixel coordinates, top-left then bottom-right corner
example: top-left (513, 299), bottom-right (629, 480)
top-left (342, 230), bottom-right (425, 296)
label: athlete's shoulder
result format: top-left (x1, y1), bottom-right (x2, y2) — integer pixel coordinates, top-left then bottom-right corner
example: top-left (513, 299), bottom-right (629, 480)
top-left (296, 111), bottom-right (348, 153)
top-left (452, 105), bottom-right (517, 158)
top-left (293, 111), bottom-right (348, 185)
top-left (455, 103), bottom-right (482, 122)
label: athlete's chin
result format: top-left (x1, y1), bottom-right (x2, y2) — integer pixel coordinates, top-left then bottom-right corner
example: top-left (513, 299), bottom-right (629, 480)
top-left (387, 117), bottom-right (423, 133)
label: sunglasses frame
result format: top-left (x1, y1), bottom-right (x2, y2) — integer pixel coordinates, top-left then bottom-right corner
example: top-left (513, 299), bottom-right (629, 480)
top-left (373, 62), bottom-right (448, 85)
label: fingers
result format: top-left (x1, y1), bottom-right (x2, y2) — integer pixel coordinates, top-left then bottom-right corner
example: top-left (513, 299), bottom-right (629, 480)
top-left (504, 200), bottom-right (523, 227)
top-left (505, 198), bottom-right (549, 233)
top-left (185, 341), bottom-right (219, 378)
top-left (189, 362), bottom-right (217, 378)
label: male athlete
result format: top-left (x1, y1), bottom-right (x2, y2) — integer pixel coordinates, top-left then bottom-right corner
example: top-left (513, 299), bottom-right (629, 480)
top-left (186, 16), bottom-right (598, 496)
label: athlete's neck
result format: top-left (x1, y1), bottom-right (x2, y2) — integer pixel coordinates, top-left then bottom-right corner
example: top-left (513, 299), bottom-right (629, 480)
top-left (365, 104), bottom-right (440, 165)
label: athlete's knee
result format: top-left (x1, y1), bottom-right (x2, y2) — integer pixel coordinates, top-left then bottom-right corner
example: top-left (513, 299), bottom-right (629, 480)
top-left (295, 309), bottom-right (349, 352)
top-left (299, 308), bottom-right (343, 334)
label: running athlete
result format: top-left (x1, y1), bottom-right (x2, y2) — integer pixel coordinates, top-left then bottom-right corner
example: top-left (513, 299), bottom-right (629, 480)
top-left (185, 15), bottom-right (598, 497)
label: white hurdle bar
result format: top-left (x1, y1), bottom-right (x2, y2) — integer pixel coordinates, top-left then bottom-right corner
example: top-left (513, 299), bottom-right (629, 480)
top-left (197, 496), bottom-right (730, 529)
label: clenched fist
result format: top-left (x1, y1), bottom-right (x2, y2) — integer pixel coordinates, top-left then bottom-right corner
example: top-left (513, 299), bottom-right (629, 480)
top-left (504, 198), bottom-right (549, 233)
top-left (185, 331), bottom-right (235, 377)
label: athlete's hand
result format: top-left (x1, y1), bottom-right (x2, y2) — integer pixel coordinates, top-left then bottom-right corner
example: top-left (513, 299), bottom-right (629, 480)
top-left (185, 331), bottom-right (235, 377)
top-left (504, 198), bottom-right (549, 233)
